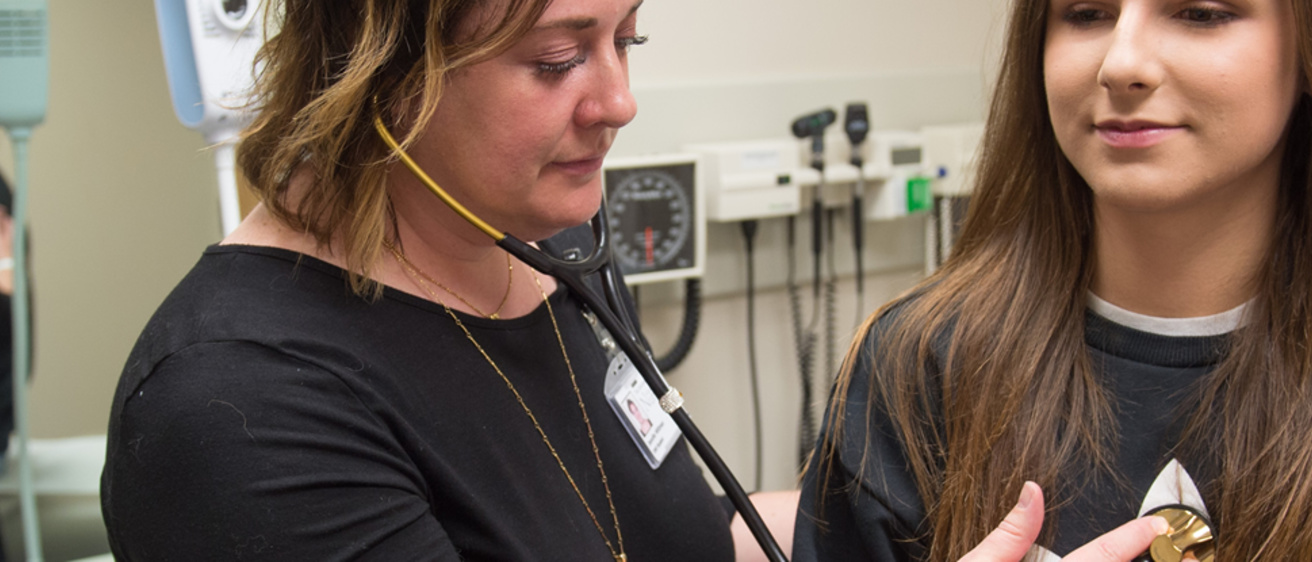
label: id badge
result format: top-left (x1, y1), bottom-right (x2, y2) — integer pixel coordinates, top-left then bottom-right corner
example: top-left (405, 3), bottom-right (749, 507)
top-left (604, 353), bottom-right (681, 469)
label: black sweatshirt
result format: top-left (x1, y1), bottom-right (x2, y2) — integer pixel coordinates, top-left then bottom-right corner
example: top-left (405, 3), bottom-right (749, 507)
top-left (793, 305), bottom-right (1226, 560)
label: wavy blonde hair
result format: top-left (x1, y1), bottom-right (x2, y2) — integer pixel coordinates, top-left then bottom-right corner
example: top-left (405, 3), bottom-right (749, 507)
top-left (815, 0), bottom-right (1312, 559)
top-left (237, 0), bottom-right (549, 296)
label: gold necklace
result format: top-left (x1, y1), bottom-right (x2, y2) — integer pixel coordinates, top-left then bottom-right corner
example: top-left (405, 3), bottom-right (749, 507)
top-left (387, 245), bottom-right (627, 561)
top-left (384, 241), bottom-right (514, 319)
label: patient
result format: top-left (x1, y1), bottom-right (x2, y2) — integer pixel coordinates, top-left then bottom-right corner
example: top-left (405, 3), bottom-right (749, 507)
top-left (795, 0), bottom-right (1312, 559)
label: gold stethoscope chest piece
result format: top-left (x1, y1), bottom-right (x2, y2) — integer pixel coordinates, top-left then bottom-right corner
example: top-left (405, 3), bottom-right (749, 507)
top-left (1137, 505), bottom-right (1215, 562)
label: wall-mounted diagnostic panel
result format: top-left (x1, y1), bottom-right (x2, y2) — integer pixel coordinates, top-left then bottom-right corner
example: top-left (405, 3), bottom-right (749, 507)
top-left (865, 131), bottom-right (932, 220)
top-left (684, 139), bottom-right (812, 222)
top-left (603, 154), bottom-right (706, 285)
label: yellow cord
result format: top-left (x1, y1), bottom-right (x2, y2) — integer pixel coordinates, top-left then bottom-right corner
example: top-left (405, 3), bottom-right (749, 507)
top-left (372, 115), bottom-right (506, 241)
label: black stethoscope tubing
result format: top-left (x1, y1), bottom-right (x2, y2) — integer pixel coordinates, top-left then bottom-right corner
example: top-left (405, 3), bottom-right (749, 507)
top-left (375, 116), bottom-right (789, 562)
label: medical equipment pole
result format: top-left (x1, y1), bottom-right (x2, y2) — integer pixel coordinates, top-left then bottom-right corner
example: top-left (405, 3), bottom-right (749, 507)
top-left (0, 2), bottom-right (48, 558)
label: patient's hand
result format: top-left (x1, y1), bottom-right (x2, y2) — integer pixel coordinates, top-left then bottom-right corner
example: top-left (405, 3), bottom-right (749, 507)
top-left (959, 482), bottom-right (1172, 562)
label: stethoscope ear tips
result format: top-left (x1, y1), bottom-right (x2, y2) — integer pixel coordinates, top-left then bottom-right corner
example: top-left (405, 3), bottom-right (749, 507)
top-left (1133, 505), bottom-right (1215, 562)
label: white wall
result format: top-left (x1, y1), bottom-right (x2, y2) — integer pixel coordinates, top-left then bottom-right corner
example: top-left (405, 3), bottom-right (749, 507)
top-left (616, 0), bottom-right (1011, 492)
top-left (0, 0), bottom-right (1011, 493)
top-left (635, 0), bottom-right (1006, 83)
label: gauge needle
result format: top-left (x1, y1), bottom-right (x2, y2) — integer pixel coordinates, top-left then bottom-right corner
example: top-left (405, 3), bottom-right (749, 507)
top-left (645, 226), bottom-right (654, 265)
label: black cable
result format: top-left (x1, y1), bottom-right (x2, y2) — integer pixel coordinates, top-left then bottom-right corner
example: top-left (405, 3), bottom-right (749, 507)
top-left (802, 180), bottom-right (827, 462)
top-left (787, 216), bottom-right (816, 467)
top-left (503, 231), bottom-right (789, 561)
top-left (845, 102), bottom-right (869, 327)
top-left (740, 220), bottom-right (762, 492)
top-left (631, 285), bottom-right (640, 320)
top-left (654, 279), bottom-right (700, 373)
top-left (825, 208), bottom-right (838, 387)
top-left (811, 181), bottom-right (823, 300)
top-left (853, 175), bottom-right (866, 326)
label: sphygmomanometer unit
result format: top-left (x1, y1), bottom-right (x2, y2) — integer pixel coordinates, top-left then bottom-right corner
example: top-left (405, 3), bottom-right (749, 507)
top-left (601, 154), bottom-right (707, 376)
top-left (603, 154), bottom-right (706, 285)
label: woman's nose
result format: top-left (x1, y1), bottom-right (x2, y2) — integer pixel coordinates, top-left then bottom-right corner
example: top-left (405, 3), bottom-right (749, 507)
top-left (1097, 10), bottom-right (1165, 95)
top-left (575, 48), bottom-right (638, 129)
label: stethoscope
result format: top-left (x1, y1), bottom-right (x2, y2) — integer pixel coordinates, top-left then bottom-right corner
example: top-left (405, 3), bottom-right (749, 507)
top-left (1134, 505), bottom-right (1215, 562)
top-left (373, 116), bottom-right (790, 562)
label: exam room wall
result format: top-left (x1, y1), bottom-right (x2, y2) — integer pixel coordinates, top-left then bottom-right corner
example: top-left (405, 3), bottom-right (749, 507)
top-left (0, 2), bottom-right (221, 440)
top-left (0, 0), bottom-right (1006, 487)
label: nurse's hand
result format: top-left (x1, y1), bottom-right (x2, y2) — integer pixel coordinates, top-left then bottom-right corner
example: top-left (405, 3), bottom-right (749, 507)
top-left (959, 481), bottom-right (1171, 562)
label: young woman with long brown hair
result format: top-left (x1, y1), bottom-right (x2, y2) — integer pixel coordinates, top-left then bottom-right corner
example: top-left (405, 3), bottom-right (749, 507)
top-left (793, 0), bottom-right (1312, 559)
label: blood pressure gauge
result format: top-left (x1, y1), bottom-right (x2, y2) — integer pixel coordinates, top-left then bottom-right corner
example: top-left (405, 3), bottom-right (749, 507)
top-left (603, 155), bottom-right (705, 285)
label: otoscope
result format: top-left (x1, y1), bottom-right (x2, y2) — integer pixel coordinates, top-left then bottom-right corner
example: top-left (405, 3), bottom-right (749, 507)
top-left (844, 103), bottom-right (869, 320)
top-left (792, 109), bottom-right (836, 299)
top-left (789, 108), bottom-right (835, 462)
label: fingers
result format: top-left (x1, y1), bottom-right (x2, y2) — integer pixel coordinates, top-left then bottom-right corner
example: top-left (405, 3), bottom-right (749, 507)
top-left (1064, 515), bottom-right (1169, 562)
top-left (957, 483), bottom-right (1171, 562)
top-left (959, 481), bottom-right (1045, 562)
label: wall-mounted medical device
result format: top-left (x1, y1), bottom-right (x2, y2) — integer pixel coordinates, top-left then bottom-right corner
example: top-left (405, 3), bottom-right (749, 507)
top-left (754, 128), bottom-right (930, 220)
top-left (860, 131), bottom-right (932, 220)
top-left (155, 0), bottom-right (265, 235)
top-left (0, 1), bottom-right (46, 130)
top-left (922, 123), bottom-right (985, 197)
top-left (683, 140), bottom-right (816, 222)
top-left (603, 154), bottom-right (706, 285)
top-left (922, 123), bottom-right (985, 271)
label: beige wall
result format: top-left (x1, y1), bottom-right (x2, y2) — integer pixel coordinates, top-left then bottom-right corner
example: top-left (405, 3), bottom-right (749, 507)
top-left (0, 2), bottom-right (221, 440)
top-left (0, 0), bottom-right (1010, 495)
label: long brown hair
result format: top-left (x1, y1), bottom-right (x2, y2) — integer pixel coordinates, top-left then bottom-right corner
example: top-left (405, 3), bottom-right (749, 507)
top-left (236, 0), bottom-right (549, 296)
top-left (815, 0), bottom-right (1312, 559)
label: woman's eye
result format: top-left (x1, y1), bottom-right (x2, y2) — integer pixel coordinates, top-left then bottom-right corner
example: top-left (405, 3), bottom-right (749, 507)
top-left (615, 35), bottom-right (648, 52)
top-left (537, 54), bottom-right (587, 77)
top-left (533, 34), bottom-right (647, 77)
top-left (1177, 7), bottom-right (1235, 26)
top-left (1062, 7), bottom-right (1110, 26)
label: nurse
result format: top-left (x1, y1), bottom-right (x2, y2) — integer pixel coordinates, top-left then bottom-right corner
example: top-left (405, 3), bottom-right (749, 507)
top-left (102, 0), bottom-right (758, 559)
top-left (796, 0), bottom-right (1312, 559)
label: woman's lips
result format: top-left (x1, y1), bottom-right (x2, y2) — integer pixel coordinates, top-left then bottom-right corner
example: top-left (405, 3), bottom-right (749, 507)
top-left (551, 156), bottom-right (605, 175)
top-left (1095, 122), bottom-right (1186, 149)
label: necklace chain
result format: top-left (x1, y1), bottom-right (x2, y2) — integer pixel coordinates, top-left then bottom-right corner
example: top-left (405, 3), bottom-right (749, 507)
top-left (384, 241), bottom-right (513, 319)
top-left (386, 243), bottom-right (627, 561)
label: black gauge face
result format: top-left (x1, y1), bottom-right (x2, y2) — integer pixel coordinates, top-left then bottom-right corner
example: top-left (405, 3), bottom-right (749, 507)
top-left (605, 163), bottom-right (697, 277)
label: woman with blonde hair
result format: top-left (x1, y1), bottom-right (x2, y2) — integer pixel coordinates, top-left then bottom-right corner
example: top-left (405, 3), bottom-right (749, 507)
top-left (795, 0), bottom-right (1312, 559)
top-left (100, 0), bottom-right (757, 559)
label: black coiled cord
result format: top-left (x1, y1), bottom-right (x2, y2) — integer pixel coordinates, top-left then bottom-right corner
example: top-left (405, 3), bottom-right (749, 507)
top-left (654, 278), bottom-right (701, 372)
top-left (824, 208), bottom-right (839, 387)
top-left (788, 217), bottom-right (818, 467)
